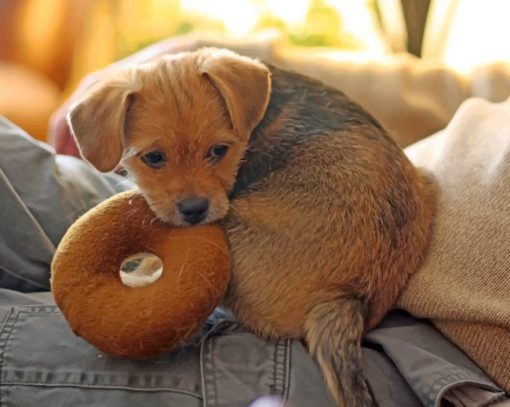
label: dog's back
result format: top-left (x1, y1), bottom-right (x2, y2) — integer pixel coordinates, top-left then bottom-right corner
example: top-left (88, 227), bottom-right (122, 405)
top-left (223, 66), bottom-right (436, 406)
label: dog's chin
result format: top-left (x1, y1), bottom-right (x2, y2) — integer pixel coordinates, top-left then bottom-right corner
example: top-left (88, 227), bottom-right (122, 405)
top-left (152, 208), bottom-right (228, 227)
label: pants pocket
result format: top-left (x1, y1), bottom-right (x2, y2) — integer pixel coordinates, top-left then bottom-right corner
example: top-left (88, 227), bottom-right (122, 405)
top-left (0, 305), bottom-right (202, 407)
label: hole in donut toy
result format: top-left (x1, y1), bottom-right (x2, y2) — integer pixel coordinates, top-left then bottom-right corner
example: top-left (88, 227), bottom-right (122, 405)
top-left (119, 252), bottom-right (163, 288)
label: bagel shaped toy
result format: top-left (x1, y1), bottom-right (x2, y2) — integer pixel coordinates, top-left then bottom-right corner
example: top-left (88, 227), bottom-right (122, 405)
top-left (51, 190), bottom-right (230, 358)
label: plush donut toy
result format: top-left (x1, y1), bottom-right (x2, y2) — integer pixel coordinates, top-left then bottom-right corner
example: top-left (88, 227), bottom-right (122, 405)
top-left (51, 190), bottom-right (230, 358)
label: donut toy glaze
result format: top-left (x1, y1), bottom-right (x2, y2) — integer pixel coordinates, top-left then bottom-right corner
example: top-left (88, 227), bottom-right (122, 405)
top-left (51, 190), bottom-right (230, 358)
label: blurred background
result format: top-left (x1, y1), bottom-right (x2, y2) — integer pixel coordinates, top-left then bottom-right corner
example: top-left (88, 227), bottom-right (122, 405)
top-left (1, 0), bottom-right (510, 143)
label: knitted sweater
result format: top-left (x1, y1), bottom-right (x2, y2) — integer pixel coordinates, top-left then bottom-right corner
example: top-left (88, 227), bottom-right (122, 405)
top-left (399, 97), bottom-right (510, 392)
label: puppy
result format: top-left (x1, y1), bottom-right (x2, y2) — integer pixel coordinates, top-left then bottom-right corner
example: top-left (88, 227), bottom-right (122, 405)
top-left (67, 48), bottom-right (436, 406)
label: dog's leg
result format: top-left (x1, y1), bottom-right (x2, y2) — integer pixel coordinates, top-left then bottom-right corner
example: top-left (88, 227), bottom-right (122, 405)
top-left (305, 296), bottom-right (376, 407)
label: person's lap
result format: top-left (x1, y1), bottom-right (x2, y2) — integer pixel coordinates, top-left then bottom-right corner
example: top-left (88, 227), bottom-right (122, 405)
top-left (0, 117), bottom-right (505, 407)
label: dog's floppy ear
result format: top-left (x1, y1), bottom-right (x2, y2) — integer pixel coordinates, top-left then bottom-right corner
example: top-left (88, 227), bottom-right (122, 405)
top-left (67, 74), bottom-right (140, 172)
top-left (197, 48), bottom-right (271, 139)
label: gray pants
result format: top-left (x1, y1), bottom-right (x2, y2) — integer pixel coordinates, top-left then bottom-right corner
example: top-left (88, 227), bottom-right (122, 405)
top-left (0, 117), bottom-right (504, 407)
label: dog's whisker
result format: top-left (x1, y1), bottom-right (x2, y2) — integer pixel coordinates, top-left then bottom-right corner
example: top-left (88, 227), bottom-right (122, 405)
top-left (190, 236), bottom-right (230, 256)
top-left (176, 247), bottom-right (191, 283)
top-left (124, 207), bottom-right (141, 219)
top-left (165, 235), bottom-right (229, 256)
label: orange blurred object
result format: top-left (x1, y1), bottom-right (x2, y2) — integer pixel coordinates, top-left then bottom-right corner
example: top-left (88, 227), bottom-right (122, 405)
top-left (0, 0), bottom-right (113, 141)
top-left (0, 63), bottom-right (60, 140)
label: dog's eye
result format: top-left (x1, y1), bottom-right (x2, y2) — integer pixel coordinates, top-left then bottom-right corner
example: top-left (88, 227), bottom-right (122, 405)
top-left (142, 151), bottom-right (166, 168)
top-left (208, 144), bottom-right (229, 162)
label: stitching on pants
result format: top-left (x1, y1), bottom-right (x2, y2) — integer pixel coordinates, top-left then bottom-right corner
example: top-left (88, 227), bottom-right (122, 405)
top-left (0, 308), bottom-right (18, 407)
top-left (273, 338), bottom-right (291, 399)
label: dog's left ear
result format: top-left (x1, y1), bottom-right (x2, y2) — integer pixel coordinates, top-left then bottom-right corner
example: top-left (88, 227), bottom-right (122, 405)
top-left (198, 49), bottom-right (271, 139)
top-left (66, 72), bottom-right (140, 172)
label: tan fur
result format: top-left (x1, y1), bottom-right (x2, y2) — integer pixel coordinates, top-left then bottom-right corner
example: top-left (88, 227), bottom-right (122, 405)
top-left (67, 48), bottom-right (436, 406)
top-left (197, 48), bottom-right (271, 139)
top-left (67, 69), bottom-right (141, 172)
top-left (69, 51), bottom-right (269, 225)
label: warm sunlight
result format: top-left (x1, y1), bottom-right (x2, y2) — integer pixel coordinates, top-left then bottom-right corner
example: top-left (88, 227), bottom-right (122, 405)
top-left (180, 0), bottom-right (384, 51)
top-left (182, 0), bottom-right (259, 36)
top-left (264, 0), bottom-right (311, 26)
top-left (424, 0), bottom-right (510, 73)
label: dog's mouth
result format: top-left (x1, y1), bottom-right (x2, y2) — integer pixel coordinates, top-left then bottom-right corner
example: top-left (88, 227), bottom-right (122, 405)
top-left (181, 217), bottom-right (213, 227)
top-left (148, 203), bottom-right (228, 227)
top-left (174, 210), bottom-right (224, 227)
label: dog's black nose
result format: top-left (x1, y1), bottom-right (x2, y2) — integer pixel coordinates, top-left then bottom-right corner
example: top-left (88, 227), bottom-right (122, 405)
top-left (178, 198), bottom-right (209, 224)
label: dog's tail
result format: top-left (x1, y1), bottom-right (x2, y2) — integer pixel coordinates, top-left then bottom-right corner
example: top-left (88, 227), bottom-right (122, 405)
top-left (305, 297), bottom-right (376, 407)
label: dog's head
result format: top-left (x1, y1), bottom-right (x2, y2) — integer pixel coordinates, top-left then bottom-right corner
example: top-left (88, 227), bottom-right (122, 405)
top-left (67, 48), bottom-right (271, 225)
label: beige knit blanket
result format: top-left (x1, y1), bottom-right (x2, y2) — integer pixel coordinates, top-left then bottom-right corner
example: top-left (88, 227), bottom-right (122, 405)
top-left (399, 97), bottom-right (510, 392)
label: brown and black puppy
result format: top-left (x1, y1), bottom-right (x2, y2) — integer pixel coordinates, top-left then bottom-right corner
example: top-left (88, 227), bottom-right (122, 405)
top-left (67, 48), bottom-right (436, 407)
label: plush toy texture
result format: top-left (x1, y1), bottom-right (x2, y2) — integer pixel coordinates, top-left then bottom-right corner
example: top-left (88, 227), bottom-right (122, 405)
top-left (51, 190), bottom-right (230, 358)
